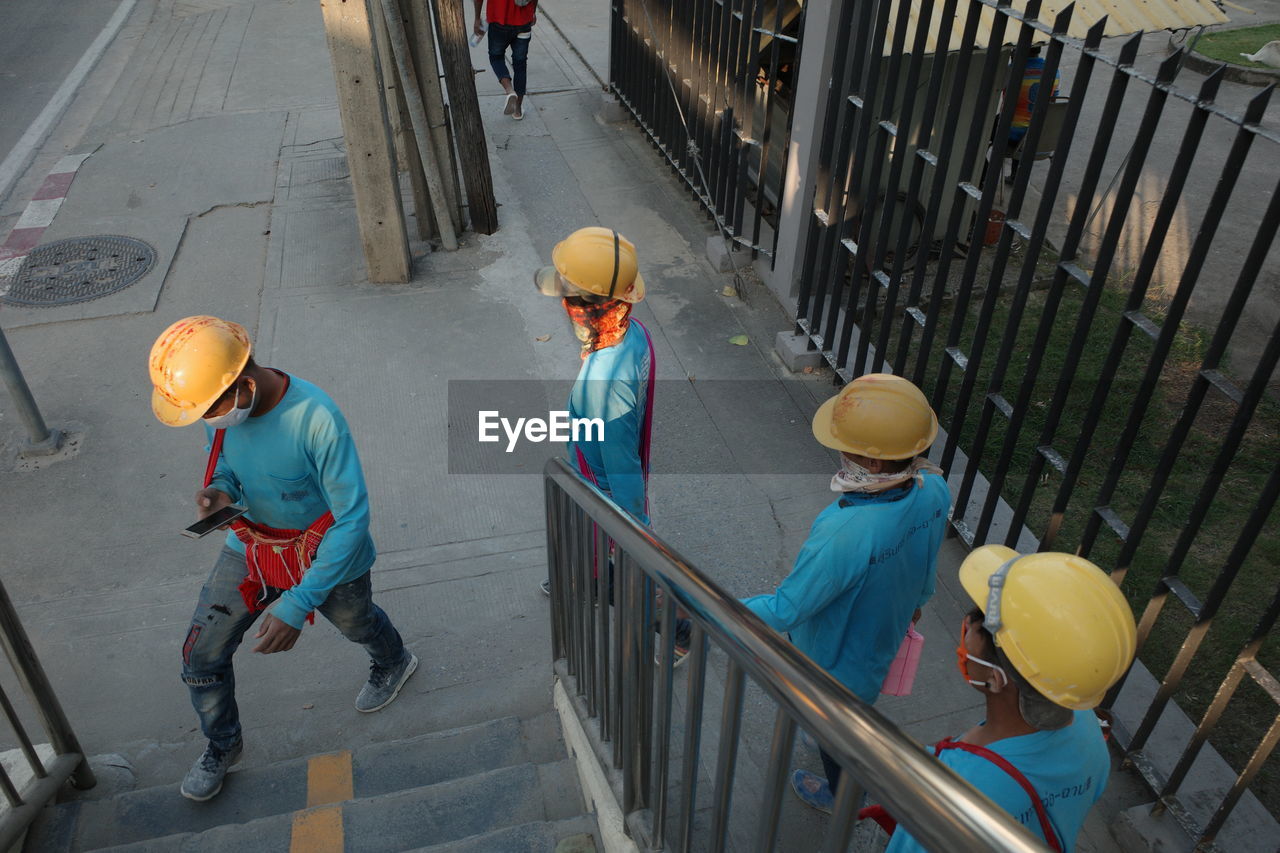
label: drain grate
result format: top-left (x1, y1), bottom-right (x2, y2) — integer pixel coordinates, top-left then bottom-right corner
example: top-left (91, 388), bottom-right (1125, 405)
top-left (1, 236), bottom-right (156, 307)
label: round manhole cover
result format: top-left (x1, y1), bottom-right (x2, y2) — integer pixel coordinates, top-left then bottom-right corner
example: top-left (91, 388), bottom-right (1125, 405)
top-left (2, 235), bottom-right (156, 307)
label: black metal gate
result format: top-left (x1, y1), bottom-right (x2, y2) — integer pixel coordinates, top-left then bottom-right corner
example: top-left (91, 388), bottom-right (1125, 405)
top-left (793, 0), bottom-right (1280, 845)
top-left (609, 0), bottom-right (803, 259)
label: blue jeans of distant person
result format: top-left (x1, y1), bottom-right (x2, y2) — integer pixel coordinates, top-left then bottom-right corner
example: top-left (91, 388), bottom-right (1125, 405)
top-left (181, 547), bottom-right (406, 751)
top-left (488, 22), bottom-right (532, 97)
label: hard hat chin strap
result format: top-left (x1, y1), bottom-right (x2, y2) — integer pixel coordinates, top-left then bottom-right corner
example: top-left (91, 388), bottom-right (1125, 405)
top-left (607, 229), bottom-right (620, 300)
top-left (983, 556), bottom-right (1020, 634)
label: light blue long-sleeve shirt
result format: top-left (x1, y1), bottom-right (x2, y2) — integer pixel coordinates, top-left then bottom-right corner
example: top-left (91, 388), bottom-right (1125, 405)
top-left (885, 710), bottom-right (1110, 852)
top-left (742, 473), bottom-right (951, 702)
top-left (567, 319), bottom-right (651, 526)
top-left (206, 375), bottom-right (375, 629)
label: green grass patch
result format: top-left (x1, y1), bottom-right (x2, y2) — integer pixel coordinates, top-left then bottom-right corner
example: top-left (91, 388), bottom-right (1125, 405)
top-left (1193, 24), bottom-right (1280, 69)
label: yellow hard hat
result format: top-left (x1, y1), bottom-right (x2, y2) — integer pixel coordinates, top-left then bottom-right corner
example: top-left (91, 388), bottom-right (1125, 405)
top-left (811, 374), bottom-right (938, 459)
top-left (959, 545), bottom-right (1137, 710)
top-left (534, 226), bottom-right (646, 303)
top-left (148, 316), bottom-right (252, 427)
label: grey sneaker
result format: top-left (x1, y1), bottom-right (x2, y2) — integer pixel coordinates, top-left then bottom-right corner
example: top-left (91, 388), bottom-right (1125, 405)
top-left (356, 652), bottom-right (418, 713)
top-left (180, 740), bottom-right (242, 802)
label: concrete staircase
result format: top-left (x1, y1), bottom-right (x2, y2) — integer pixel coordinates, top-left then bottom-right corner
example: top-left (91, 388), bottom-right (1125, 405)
top-left (24, 714), bottom-right (599, 852)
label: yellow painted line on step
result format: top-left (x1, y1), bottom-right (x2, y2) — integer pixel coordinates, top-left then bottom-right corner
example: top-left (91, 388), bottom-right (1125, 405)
top-left (306, 750), bottom-right (354, 807)
top-left (290, 804), bottom-right (344, 853)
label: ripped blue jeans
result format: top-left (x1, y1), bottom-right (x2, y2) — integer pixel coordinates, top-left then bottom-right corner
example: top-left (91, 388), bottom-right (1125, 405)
top-left (181, 546), bottom-right (405, 750)
top-left (487, 22), bottom-right (531, 97)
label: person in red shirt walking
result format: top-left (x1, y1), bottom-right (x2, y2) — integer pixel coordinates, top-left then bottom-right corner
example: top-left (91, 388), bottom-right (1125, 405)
top-left (474, 0), bottom-right (538, 120)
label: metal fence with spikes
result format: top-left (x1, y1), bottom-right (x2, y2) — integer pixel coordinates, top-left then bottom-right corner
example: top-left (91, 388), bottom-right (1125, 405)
top-left (611, 0), bottom-right (1280, 846)
top-left (792, 0), bottom-right (1279, 846)
top-left (609, 0), bottom-right (803, 259)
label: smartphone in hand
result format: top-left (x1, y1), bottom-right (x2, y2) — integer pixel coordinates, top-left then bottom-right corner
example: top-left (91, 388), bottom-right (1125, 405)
top-left (183, 505), bottom-right (248, 538)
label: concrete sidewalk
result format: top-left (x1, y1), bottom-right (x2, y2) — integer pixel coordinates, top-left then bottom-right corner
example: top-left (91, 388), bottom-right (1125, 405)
top-left (0, 0), bottom-right (1158, 850)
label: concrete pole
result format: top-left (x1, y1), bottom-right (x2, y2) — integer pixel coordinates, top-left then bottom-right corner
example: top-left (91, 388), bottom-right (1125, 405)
top-left (319, 0), bottom-right (412, 283)
top-left (0, 326), bottom-right (61, 455)
top-left (767, 0), bottom-right (844, 309)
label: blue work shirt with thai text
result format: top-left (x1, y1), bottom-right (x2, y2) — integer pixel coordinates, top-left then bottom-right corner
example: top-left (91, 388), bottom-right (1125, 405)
top-left (885, 710), bottom-right (1110, 852)
top-left (742, 473), bottom-right (951, 702)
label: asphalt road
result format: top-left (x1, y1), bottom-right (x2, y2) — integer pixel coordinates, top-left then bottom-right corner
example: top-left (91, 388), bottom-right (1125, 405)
top-left (0, 0), bottom-right (125, 170)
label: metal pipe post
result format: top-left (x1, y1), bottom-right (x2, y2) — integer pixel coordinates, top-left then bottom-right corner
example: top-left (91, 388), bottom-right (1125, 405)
top-left (0, 327), bottom-right (60, 453)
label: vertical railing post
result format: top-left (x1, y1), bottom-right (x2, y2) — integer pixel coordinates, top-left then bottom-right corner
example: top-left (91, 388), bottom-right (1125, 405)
top-left (619, 551), bottom-right (640, 810)
top-left (0, 328), bottom-right (62, 455)
top-left (708, 660), bottom-right (745, 853)
top-left (651, 590), bottom-right (678, 848)
top-left (0, 578), bottom-right (94, 790)
top-left (678, 624), bottom-right (709, 852)
top-left (753, 709), bottom-right (796, 853)
top-left (546, 481), bottom-right (564, 661)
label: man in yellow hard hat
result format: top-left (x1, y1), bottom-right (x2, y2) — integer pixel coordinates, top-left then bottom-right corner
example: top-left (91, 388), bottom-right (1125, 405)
top-left (878, 546), bottom-right (1137, 852)
top-left (534, 227), bottom-right (658, 597)
top-left (149, 316), bottom-right (416, 802)
top-left (741, 374), bottom-right (951, 812)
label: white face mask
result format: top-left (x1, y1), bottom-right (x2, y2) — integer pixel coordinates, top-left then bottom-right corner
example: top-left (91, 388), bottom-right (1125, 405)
top-left (830, 453), bottom-right (945, 493)
top-left (203, 383), bottom-right (257, 429)
top-left (830, 455), bottom-right (902, 492)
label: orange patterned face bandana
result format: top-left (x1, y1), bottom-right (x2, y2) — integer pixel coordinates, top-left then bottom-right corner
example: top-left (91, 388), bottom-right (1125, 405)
top-left (563, 297), bottom-right (632, 358)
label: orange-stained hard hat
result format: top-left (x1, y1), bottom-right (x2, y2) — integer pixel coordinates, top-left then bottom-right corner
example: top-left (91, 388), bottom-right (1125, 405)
top-left (811, 373), bottom-right (938, 459)
top-left (148, 316), bottom-right (251, 427)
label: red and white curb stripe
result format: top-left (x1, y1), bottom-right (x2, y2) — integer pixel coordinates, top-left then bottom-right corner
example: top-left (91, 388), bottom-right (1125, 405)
top-left (0, 152), bottom-right (94, 280)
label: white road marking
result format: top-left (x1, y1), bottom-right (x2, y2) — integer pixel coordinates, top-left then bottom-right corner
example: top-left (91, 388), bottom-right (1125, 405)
top-left (15, 199), bottom-right (64, 230)
top-left (0, 257), bottom-right (23, 279)
top-left (54, 153), bottom-right (94, 174)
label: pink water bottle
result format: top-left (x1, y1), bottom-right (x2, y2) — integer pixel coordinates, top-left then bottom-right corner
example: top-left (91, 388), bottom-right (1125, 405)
top-left (880, 625), bottom-right (924, 696)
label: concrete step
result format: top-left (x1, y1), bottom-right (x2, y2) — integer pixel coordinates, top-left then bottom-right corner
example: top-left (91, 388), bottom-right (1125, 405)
top-left (405, 815), bottom-right (598, 853)
top-left (26, 714), bottom-right (570, 852)
top-left (88, 759), bottom-right (585, 853)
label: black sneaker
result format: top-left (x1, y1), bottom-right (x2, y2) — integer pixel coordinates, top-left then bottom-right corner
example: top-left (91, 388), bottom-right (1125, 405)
top-left (180, 740), bottom-right (242, 802)
top-left (356, 652), bottom-right (419, 713)
top-left (655, 618), bottom-right (693, 668)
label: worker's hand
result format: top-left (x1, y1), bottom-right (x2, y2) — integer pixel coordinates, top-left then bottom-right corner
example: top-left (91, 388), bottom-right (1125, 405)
top-left (252, 614), bottom-right (301, 654)
top-left (195, 488), bottom-right (233, 523)
top-left (912, 608), bottom-right (922, 625)
top-left (473, 18), bottom-right (485, 37)
top-left (531, 13), bottom-right (537, 25)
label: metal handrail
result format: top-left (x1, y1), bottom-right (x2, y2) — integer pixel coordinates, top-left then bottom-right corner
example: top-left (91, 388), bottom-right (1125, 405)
top-left (0, 575), bottom-right (94, 849)
top-left (545, 457), bottom-right (1050, 852)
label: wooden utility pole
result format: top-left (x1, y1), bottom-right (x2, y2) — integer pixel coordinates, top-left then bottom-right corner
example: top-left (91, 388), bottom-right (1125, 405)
top-left (378, 0), bottom-right (458, 249)
top-left (403, 0), bottom-right (462, 232)
top-left (320, 0), bottom-right (411, 282)
top-left (432, 0), bottom-right (499, 234)
top-left (371, 3), bottom-right (433, 241)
